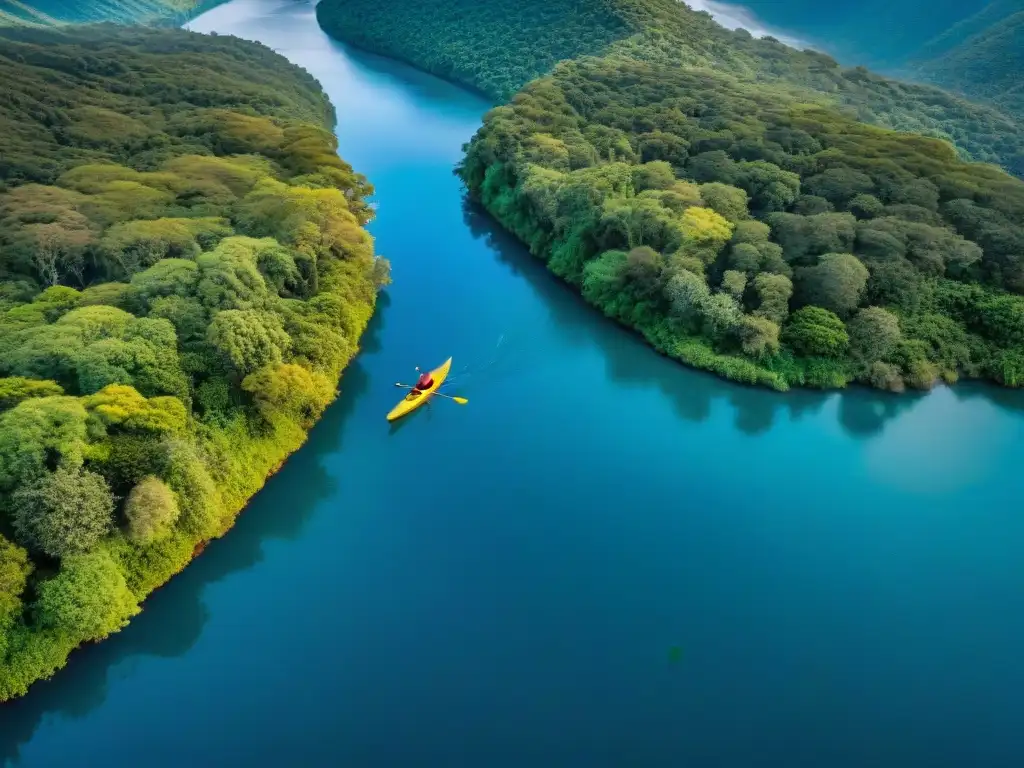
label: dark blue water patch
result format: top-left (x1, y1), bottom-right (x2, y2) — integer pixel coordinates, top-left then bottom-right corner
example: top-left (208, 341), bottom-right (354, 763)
top-left (5, 2), bottom-right (1024, 766)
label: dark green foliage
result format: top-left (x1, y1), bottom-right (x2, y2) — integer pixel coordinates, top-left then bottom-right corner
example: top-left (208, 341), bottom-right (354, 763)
top-left (318, 0), bottom-right (1024, 178)
top-left (0, 26), bottom-right (385, 701)
top-left (458, 52), bottom-right (1024, 390)
top-left (11, 468), bottom-right (115, 559)
top-left (0, 1), bottom-right (223, 27)
top-left (784, 307), bottom-right (850, 357)
top-left (912, 2), bottom-right (1024, 123)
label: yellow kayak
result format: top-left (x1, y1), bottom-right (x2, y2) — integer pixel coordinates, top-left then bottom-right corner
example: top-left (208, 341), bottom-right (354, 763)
top-left (386, 357), bottom-right (452, 422)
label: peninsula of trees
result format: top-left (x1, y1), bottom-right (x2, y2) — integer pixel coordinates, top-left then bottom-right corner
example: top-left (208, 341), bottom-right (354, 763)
top-left (0, 25), bottom-right (387, 700)
top-left (318, 0), bottom-right (1024, 392)
top-left (316, 0), bottom-right (1024, 178)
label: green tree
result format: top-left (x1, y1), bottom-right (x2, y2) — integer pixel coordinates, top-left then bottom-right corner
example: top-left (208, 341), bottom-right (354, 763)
top-left (241, 363), bottom-right (336, 429)
top-left (784, 306), bottom-right (849, 357)
top-left (699, 183), bottom-right (749, 222)
top-left (848, 194), bottom-right (883, 219)
top-left (738, 314), bottom-right (780, 359)
top-left (0, 378), bottom-right (64, 411)
top-left (0, 535), bottom-right (32, 657)
top-left (207, 309), bottom-right (291, 377)
top-left (753, 272), bottom-right (793, 324)
top-left (796, 253), bottom-right (870, 316)
top-left (35, 551), bottom-right (139, 642)
top-left (632, 161), bottom-right (676, 191)
top-left (848, 306), bottom-right (902, 363)
top-left (12, 468), bottom-right (115, 559)
top-left (124, 476), bottom-right (180, 544)
top-left (720, 270), bottom-right (747, 301)
top-left (0, 396), bottom-right (90, 493)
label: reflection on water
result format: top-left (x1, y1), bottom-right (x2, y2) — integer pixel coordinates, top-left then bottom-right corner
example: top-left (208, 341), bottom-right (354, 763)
top-left (0, 311), bottom-right (383, 766)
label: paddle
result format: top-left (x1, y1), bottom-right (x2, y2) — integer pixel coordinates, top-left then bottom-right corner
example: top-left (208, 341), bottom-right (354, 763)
top-left (394, 382), bottom-right (468, 405)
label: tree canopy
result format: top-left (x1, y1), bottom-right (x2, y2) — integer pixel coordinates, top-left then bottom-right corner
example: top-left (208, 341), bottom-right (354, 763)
top-left (0, 26), bottom-right (386, 702)
top-left (458, 55), bottom-right (1024, 391)
top-left (317, 0), bottom-right (1024, 178)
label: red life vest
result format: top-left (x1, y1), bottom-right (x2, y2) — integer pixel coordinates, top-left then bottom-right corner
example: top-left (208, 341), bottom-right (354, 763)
top-left (417, 372), bottom-right (433, 389)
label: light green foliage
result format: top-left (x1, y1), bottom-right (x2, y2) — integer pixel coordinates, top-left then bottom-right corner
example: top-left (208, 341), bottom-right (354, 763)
top-left (0, 377), bottom-right (63, 411)
top-left (0, 396), bottom-right (91, 492)
top-left (35, 551), bottom-right (140, 642)
top-left (848, 307), bottom-right (902, 363)
top-left (84, 385), bottom-right (188, 434)
top-left (632, 162), bottom-right (677, 192)
top-left (738, 315), bottom-right (781, 359)
top-left (4, 304), bottom-right (189, 398)
top-left (125, 476), bottom-right (180, 544)
top-left (100, 218), bottom-right (228, 279)
top-left (753, 273), bottom-right (794, 325)
top-left (208, 309), bottom-right (292, 377)
top-left (242, 363), bottom-right (336, 429)
top-left (0, 26), bottom-right (381, 701)
top-left (12, 468), bottom-right (115, 559)
top-left (699, 183), bottom-right (749, 223)
top-left (720, 270), bottom-right (747, 301)
top-left (0, 535), bottom-right (32, 658)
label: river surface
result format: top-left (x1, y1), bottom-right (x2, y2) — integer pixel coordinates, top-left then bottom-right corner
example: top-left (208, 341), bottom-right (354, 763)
top-left (4, 1), bottom-right (1024, 765)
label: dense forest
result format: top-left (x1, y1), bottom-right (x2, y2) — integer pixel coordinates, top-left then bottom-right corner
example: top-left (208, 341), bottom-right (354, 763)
top-left (0, 25), bottom-right (387, 700)
top-left (457, 59), bottom-right (1024, 391)
top-left (717, 0), bottom-right (973, 66)
top-left (316, 0), bottom-right (1024, 179)
top-left (911, 0), bottom-right (1024, 122)
top-left (0, 0), bottom-right (221, 27)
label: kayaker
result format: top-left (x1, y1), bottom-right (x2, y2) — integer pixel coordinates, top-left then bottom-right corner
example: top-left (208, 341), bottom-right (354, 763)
top-left (413, 369), bottom-right (434, 393)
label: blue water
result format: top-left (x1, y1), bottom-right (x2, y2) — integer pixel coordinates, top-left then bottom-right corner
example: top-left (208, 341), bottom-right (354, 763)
top-left (3, 1), bottom-right (1024, 765)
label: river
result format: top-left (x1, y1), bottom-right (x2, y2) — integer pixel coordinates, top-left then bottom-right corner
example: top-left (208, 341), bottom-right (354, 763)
top-left (3, 1), bottom-right (1024, 765)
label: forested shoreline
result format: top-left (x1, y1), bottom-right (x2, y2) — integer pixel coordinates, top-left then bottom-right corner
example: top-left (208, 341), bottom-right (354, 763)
top-left (317, 0), bottom-right (1024, 393)
top-left (0, 25), bottom-right (387, 700)
top-left (0, 1), bottom-right (224, 28)
top-left (316, 0), bottom-right (1024, 179)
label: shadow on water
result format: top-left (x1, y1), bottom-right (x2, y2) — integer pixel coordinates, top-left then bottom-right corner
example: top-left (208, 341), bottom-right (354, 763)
top-left (0, 310), bottom-right (385, 767)
top-left (460, 197), bottom-right (1016, 439)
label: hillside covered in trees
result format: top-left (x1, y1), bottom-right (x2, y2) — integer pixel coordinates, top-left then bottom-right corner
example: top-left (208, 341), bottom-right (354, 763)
top-left (0, 0), bottom-right (221, 27)
top-left (910, 0), bottom-right (1024, 122)
top-left (0, 25), bottom-right (388, 700)
top-left (316, 0), bottom-right (1024, 179)
top-left (458, 58), bottom-right (1024, 391)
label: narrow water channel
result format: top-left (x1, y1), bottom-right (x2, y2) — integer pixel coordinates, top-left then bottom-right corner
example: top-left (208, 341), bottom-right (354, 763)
top-left (4, 1), bottom-right (1024, 765)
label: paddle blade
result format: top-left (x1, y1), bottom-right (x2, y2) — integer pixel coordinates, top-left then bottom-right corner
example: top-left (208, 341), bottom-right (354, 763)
top-left (453, 397), bottom-right (468, 405)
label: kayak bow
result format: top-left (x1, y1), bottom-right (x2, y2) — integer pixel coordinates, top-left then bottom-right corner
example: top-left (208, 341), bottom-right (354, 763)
top-left (386, 357), bottom-right (452, 422)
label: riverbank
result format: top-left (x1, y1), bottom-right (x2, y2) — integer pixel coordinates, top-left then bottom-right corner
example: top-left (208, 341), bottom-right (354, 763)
top-left (0, 23), bottom-right (384, 701)
top-left (317, 0), bottom-right (1024, 395)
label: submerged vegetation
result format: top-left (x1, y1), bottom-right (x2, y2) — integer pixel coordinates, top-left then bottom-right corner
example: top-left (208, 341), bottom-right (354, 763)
top-left (0, 25), bottom-right (387, 699)
top-left (316, 0), bottom-right (1024, 178)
